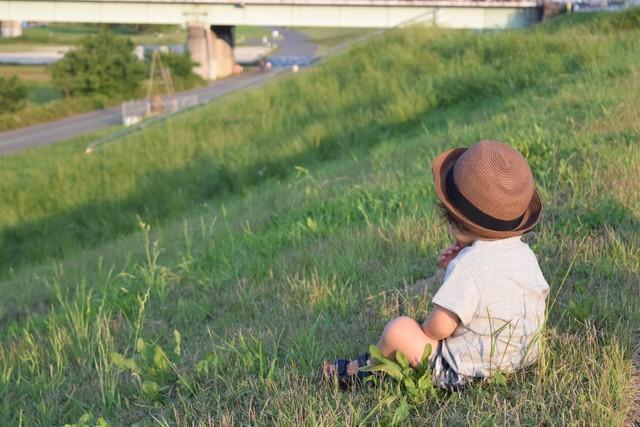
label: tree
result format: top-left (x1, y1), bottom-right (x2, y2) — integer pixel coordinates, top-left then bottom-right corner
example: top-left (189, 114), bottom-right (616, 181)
top-left (0, 76), bottom-right (27, 113)
top-left (159, 51), bottom-right (199, 82)
top-left (51, 31), bottom-right (146, 98)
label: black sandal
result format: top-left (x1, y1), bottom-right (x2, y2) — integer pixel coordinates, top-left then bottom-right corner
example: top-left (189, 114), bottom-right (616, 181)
top-left (324, 352), bottom-right (373, 389)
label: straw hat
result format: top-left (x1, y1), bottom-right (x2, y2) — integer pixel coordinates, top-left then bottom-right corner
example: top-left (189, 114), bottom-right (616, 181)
top-left (432, 140), bottom-right (543, 239)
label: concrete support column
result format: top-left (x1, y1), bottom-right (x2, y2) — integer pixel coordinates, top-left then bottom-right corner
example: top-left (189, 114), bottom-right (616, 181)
top-left (211, 25), bottom-right (235, 79)
top-left (0, 21), bottom-right (22, 38)
top-left (186, 21), bottom-right (215, 80)
top-left (186, 21), bottom-right (235, 80)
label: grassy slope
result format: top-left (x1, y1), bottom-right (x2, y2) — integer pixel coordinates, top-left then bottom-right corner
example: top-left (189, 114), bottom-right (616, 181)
top-left (1, 11), bottom-right (639, 425)
top-left (4, 14), bottom-right (638, 272)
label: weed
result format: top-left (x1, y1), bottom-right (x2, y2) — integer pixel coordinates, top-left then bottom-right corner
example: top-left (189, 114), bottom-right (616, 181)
top-left (111, 331), bottom-right (185, 403)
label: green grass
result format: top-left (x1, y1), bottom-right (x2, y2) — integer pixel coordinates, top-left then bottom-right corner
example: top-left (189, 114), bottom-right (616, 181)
top-left (24, 82), bottom-right (61, 104)
top-left (0, 65), bottom-right (61, 104)
top-left (298, 27), bottom-right (378, 55)
top-left (0, 23), bottom-right (187, 46)
top-left (235, 26), bottom-right (271, 44)
top-left (0, 65), bottom-right (50, 82)
top-left (0, 9), bottom-right (639, 425)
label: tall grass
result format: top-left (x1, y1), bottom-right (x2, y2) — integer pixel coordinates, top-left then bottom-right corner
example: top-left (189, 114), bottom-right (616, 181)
top-left (0, 10), bottom-right (639, 425)
top-left (1, 11), bottom-right (638, 273)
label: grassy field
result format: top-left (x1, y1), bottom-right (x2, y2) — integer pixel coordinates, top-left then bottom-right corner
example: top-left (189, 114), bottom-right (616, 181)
top-left (297, 27), bottom-right (378, 55)
top-left (0, 65), bottom-right (61, 104)
top-left (0, 10), bottom-right (639, 425)
top-left (0, 24), bottom-right (186, 47)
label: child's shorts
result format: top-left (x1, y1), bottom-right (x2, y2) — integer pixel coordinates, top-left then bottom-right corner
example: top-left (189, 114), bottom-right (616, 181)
top-left (430, 344), bottom-right (474, 391)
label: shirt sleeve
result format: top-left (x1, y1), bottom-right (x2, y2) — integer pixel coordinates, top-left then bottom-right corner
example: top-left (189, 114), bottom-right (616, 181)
top-left (432, 261), bottom-right (479, 325)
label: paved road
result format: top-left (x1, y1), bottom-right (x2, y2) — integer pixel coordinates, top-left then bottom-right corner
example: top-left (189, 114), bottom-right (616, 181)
top-left (0, 28), bottom-right (317, 156)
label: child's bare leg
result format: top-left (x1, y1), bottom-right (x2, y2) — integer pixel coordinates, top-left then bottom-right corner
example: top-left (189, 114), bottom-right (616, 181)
top-left (376, 316), bottom-right (438, 368)
top-left (324, 316), bottom-right (438, 378)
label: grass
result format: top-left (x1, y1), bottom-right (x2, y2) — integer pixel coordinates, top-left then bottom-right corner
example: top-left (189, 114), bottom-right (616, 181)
top-left (0, 65), bottom-right (50, 82)
top-left (0, 23), bottom-right (187, 46)
top-left (0, 9), bottom-right (639, 425)
top-left (298, 27), bottom-right (378, 55)
top-left (235, 26), bottom-right (271, 44)
top-left (0, 65), bottom-right (62, 105)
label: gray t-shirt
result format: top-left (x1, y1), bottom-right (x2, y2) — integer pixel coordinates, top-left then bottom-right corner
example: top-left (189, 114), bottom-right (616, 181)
top-left (432, 236), bottom-right (549, 377)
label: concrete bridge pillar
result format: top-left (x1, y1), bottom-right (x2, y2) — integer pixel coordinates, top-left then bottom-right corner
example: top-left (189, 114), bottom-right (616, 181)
top-left (211, 25), bottom-right (235, 79)
top-left (186, 22), bottom-right (235, 80)
top-left (0, 21), bottom-right (22, 38)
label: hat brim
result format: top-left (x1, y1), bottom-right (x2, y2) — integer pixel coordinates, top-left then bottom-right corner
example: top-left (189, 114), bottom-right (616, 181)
top-left (431, 148), bottom-right (543, 239)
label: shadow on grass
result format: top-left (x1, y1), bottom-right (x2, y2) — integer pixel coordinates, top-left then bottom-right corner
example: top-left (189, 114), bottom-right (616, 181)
top-left (0, 82), bottom-right (566, 275)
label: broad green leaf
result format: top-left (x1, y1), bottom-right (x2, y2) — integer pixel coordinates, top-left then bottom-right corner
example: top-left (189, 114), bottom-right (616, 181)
top-left (153, 346), bottom-right (169, 372)
top-left (421, 343), bottom-right (433, 367)
top-left (135, 338), bottom-right (145, 353)
top-left (493, 371), bottom-right (507, 386)
top-left (123, 357), bottom-right (138, 371)
top-left (407, 387), bottom-right (423, 405)
top-left (368, 345), bottom-right (389, 364)
top-left (403, 367), bottom-right (415, 380)
top-left (404, 377), bottom-right (416, 391)
top-left (110, 352), bottom-right (125, 368)
top-left (396, 350), bottom-right (410, 369)
top-left (142, 380), bottom-right (160, 398)
top-left (195, 359), bottom-right (209, 376)
top-left (111, 352), bottom-right (139, 372)
top-left (418, 375), bottom-right (433, 390)
top-left (306, 217), bottom-right (318, 232)
top-left (361, 361), bottom-right (403, 381)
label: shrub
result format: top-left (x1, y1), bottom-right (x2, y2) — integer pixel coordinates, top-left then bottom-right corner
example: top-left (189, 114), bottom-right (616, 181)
top-left (0, 76), bottom-right (27, 113)
top-left (159, 51), bottom-right (198, 81)
top-left (51, 31), bottom-right (146, 98)
top-left (156, 51), bottom-right (203, 90)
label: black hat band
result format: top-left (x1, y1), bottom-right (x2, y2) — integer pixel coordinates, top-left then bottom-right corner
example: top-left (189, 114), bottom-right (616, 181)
top-left (445, 168), bottom-right (524, 232)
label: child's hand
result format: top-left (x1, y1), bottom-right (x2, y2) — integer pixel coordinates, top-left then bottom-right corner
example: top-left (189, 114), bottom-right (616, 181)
top-left (437, 240), bottom-right (467, 269)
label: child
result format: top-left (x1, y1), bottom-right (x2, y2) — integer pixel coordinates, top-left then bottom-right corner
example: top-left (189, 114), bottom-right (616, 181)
top-left (323, 140), bottom-right (549, 390)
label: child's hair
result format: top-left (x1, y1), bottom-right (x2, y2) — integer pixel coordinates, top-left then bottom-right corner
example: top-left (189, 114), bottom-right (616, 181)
top-left (436, 201), bottom-right (469, 233)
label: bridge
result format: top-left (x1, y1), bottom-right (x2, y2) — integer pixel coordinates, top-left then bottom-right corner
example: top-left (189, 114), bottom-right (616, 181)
top-left (0, 0), bottom-right (542, 78)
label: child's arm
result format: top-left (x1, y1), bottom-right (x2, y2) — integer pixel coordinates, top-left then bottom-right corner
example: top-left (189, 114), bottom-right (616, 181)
top-left (421, 305), bottom-right (460, 341)
top-left (437, 240), bottom-right (468, 268)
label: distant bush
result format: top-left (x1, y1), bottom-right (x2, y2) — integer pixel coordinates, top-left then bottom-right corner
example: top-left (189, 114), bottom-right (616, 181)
top-left (111, 23), bottom-right (180, 35)
top-left (156, 51), bottom-right (203, 90)
top-left (0, 76), bottom-right (27, 113)
top-left (51, 31), bottom-right (146, 98)
top-left (159, 52), bottom-right (198, 81)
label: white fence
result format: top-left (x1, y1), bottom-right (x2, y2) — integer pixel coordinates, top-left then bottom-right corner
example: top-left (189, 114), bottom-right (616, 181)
top-left (121, 95), bottom-right (200, 126)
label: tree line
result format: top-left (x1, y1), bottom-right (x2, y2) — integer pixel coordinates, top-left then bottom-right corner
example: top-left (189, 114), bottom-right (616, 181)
top-left (0, 31), bottom-right (199, 114)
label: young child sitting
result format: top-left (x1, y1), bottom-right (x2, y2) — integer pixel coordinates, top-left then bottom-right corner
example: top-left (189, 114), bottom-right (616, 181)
top-left (323, 140), bottom-right (550, 390)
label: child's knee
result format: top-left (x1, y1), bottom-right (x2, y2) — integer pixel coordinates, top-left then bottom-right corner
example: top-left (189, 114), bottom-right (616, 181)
top-left (383, 316), bottom-right (421, 341)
